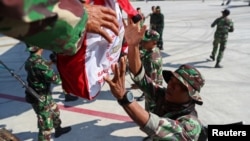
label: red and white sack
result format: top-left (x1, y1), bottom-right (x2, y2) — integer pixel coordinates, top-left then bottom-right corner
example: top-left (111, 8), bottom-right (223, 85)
top-left (56, 0), bottom-right (141, 100)
top-left (57, 0), bottom-right (124, 100)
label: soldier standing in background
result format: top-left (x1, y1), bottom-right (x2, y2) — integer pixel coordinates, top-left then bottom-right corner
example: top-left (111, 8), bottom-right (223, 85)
top-left (25, 46), bottom-right (71, 141)
top-left (150, 6), bottom-right (164, 50)
top-left (209, 9), bottom-right (234, 68)
top-left (147, 6), bottom-right (156, 28)
top-left (136, 29), bottom-right (163, 107)
top-left (136, 7), bottom-right (146, 28)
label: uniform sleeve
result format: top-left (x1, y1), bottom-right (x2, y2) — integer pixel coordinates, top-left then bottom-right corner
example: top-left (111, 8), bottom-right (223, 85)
top-left (0, 0), bottom-right (88, 55)
top-left (129, 66), bottom-right (164, 100)
top-left (151, 49), bottom-right (163, 85)
top-left (36, 60), bottom-right (62, 85)
top-left (211, 18), bottom-right (219, 27)
top-left (228, 19), bottom-right (234, 32)
top-left (141, 113), bottom-right (202, 141)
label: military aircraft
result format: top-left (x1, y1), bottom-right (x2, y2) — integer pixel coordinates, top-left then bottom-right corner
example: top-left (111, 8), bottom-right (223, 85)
top-left (221, 0), bottom-right (250, 6)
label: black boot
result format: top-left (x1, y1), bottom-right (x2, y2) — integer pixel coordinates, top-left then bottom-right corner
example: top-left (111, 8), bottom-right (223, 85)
top-left (215, 62), bottom-right (223, 68)
top-left (54, 126), bottom-right (71, 138)
top-left (65, 94), bottom-right (78, 102)
top-left (209, 55), bottom-right (215, 61)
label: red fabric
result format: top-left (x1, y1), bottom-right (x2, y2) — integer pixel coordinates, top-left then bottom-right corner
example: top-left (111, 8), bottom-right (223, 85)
top-left (57, 37), bottom-right (90, 99)
top-left (117, 0), bottom-right (137, 18)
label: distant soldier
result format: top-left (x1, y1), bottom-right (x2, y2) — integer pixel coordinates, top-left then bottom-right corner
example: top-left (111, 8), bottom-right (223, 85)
top-left (25, 46), bottom-right (71, 141)
top-left (136, 7), bottom-right (146, 27)
top-left (209, 9), bottom-right (234, 68)
top-left (150, 6), bottom-right (164, 50)
top-left (147, 6), bottom-right (156, 28)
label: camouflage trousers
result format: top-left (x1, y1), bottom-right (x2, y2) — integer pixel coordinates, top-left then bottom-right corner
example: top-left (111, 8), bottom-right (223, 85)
top-left (31, 95), bottom-right (61, 141)
top-left (211, 38), bottom-right (227, 62)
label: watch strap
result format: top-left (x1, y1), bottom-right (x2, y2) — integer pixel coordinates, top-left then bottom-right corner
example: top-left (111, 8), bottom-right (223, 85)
top-left (117, 91), bottom-right (134, 106)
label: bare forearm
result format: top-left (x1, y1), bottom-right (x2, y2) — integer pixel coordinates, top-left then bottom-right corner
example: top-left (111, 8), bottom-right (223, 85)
top-left (127, 45), bottom-right (142, 75)
top-left (122, 101), bottom-right (149, 127)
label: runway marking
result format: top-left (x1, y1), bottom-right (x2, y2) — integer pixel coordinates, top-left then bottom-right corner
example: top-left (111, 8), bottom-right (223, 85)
top-left (0, 93), bottom-right (132, 122)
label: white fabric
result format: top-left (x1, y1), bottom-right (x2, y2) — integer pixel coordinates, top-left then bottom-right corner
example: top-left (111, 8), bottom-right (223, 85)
top-left (85, 0), bottom-right (124, 98)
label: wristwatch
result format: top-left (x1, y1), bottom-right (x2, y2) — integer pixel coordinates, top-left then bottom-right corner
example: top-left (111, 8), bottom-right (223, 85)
top-left (117, 91), bottom-right (134, 106)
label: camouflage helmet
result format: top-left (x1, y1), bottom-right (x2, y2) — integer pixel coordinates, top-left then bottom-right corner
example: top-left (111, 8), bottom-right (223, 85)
top-left (142, 29), bottom-right (160, 42)
top-left (162, 64), bottom-right (205, 105)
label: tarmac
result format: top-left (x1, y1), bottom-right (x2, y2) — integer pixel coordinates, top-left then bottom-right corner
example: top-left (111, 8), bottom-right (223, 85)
top-left (0, 1), bottom-right (250, 141)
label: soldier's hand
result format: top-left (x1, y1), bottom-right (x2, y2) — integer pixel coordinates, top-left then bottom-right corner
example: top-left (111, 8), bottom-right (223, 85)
top-left (84, 4), bottom-right (119, 43)
top-left (123, 18), bottom-right (146, 47)
top-left (104, 56), bottom-right (127, 100)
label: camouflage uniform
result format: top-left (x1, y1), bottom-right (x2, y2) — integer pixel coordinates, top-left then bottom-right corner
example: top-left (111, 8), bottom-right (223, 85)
top-left (140, 29), bottom-right (163, 111)
top-left (25, 47), bottom-right (62, 141)
top-left (130, 64), bottom-right (205, 141)
top-left (210, 9), bottom-right (234, 67)
top-left (0, 0), bottom-right (88, 55)
top-left (140, 47), bottom-right (163, 85)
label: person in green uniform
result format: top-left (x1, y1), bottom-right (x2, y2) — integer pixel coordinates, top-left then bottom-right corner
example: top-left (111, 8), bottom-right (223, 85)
top-left (136, 29), bottom-right (163, 106)
top-left (105, 18), bottom-right (206, 141)
top-left (150, 6), bottom-right (164, 50)
top-left (25, 46), bottom-right (71, 141)
top-left (209, 9), bottom-right (234, 68)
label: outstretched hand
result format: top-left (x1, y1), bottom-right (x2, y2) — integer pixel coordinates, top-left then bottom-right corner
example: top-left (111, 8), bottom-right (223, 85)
top-left (104, 56), bottom-right (127, 100)
top-left (123, 18), bottom-right (147, 47)
top-left (104, 18), bottom-right (146, 99)
top-left (84, 4), bottom-right (119, 43)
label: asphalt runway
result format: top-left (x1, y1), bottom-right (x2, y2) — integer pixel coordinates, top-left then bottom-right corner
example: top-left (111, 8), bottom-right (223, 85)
top-left (0, 1), bottom-right (250, 141)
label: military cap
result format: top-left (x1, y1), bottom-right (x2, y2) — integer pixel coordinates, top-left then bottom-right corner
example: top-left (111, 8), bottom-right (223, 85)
top-left (142, 29), bottom-right (160, 42)
top-left (222, 9), bottom-right (230, 16)
top-left (162, 64), bottom-right (205, 105)
top-left (156, 6), bottom-right (160, 10)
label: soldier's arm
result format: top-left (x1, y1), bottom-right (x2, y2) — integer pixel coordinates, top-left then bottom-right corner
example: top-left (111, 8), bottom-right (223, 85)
top-left (149, 48), bottom-right (163, 84)
top-left (37, 61), bottom-right (62, 85)
top-left (228, 20), bottom-right (234, 32)
top-left (153, 60), bottom-right (163, 85)
top-left (162, 14), bottom-right (165, 28)
top-left (211, 18), bottom-right (219, 28)
top-left (141, 113), bottom-right (202, 140)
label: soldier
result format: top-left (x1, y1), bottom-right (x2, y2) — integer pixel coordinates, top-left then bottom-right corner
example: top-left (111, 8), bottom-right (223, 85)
top-left (105, 18), bottom-right (205, 141)
top-left (136, 29), bottom-right (163, 109)
top-left (209, 9), bottom-right (234, 68)
top-left (136, 7), bottom-right (146, 28)
top-left (150, 6), bottom-right (164, 50)
top-left (25, 46), bottom-right (71, 141)
top-left (148, 6), bottom-right (156, 27)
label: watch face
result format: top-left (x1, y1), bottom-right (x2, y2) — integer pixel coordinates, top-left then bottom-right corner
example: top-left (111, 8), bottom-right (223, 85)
top-left (118, 91), bottom-right (134, 105)
top-left (126, 91), bottom-right (134, 102)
